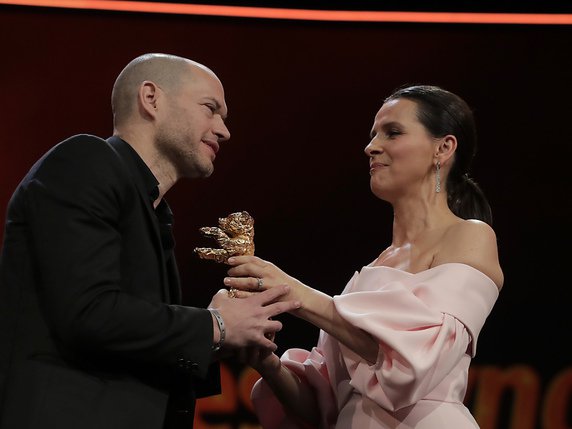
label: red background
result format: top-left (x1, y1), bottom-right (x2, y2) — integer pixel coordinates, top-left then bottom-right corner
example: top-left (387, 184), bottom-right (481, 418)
top-left (1, 5), bottom-right (571, 427)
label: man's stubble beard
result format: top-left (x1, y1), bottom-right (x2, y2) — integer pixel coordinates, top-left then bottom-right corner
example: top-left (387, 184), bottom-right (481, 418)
top-left (155, 124), bottom-right (214, 180)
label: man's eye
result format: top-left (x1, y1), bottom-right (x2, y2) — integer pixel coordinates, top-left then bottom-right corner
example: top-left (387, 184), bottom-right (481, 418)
top-left (205, 105), bottom-right (216, 113)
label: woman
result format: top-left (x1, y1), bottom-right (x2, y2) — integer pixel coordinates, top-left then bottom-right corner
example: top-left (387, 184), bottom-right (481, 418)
top-left (224, 85), bottom-right (503, 428)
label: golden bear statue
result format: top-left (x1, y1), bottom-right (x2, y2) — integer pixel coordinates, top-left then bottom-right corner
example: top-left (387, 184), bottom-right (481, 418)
top-left (194, 211), bottom-right (255, 263)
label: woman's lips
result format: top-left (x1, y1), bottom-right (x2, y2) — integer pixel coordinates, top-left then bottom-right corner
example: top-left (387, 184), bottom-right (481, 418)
top-left (369, 162), bottom-right (388, 172)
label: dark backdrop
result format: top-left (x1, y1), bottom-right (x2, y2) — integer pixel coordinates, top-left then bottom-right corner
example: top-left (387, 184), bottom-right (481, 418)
top-left (1, 5), bottom-right (571, 428)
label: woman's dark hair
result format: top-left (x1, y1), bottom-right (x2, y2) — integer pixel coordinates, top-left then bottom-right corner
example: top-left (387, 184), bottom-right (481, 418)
top-left (385, 85), bottom-right (493, 225)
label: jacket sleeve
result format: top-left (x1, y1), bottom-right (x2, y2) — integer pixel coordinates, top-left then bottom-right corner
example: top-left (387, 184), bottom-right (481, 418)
top-left (21, 135), bottom-right (214, 377)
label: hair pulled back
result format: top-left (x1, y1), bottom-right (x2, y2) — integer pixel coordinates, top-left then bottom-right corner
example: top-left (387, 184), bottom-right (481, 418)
top-left (385, 85), bottom-right (493, 225)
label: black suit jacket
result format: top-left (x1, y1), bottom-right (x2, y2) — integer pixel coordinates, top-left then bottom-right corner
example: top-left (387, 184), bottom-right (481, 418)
top-left (0, 135), bottom-right (219, 429)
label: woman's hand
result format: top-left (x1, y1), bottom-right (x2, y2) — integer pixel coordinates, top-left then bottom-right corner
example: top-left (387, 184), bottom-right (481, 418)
top-left (225, 256), bottom-right (305, 302)
top-left (238, 334), bottom-right (282, 377)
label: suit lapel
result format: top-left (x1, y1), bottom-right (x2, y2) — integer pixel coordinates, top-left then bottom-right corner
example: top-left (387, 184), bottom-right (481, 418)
top-left (105, 136), bottom-right (173, 303)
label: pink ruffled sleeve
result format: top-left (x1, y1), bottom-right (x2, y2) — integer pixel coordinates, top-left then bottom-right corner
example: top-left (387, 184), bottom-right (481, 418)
top-left (333, 263), bottom-right (498, 411)
top-left (251, 347), bottom-right (337, 429)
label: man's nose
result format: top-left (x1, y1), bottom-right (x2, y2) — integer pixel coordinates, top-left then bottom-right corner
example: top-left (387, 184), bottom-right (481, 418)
top-left (215, 118), bottom-right (230, 142)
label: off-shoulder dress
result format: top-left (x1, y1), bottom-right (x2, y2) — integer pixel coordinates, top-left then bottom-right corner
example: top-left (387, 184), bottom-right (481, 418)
top-left (251, 263), bottom-right (499, 429)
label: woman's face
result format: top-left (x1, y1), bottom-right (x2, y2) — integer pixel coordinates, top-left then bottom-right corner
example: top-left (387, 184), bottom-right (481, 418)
top-left (365, 98), bottom-right (437, 201)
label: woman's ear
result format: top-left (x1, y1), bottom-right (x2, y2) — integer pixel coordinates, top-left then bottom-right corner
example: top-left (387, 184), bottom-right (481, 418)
top-left (436, 135), bottom-right (458, 165)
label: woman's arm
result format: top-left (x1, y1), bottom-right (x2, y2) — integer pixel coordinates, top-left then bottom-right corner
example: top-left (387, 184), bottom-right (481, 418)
top-left (226, 257), bottom-right (379, 363)
top-left (246, 349), bottom-right (321, 426)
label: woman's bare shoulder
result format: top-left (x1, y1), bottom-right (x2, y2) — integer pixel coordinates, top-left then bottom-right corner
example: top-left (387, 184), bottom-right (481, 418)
top-left (435, 219), bottom-right (504, 289)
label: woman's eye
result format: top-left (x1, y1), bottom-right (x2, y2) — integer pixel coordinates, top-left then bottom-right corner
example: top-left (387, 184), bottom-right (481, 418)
top-left (387, 130), bottom-right (401, 138)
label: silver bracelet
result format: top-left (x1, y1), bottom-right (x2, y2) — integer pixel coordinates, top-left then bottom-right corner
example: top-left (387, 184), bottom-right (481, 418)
top-left (208, 308), bottom-right (225, 352)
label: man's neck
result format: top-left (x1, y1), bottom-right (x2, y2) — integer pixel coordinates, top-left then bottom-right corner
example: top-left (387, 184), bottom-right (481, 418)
top-left (113, 128), bottom-right (177, 203)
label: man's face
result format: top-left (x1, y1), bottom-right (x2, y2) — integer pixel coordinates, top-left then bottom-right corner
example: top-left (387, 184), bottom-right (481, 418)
top-left (155, 66), bottom-right (230, 179)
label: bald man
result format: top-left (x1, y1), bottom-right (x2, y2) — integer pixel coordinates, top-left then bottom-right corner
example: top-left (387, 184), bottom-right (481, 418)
top-left (0, 53), bottom-right (298, 429)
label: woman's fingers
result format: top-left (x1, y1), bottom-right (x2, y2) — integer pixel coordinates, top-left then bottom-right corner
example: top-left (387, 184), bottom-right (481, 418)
top-left (226, 255), bottom-right (267, 267)
top-left (224, 275), bottom-right (266, 291)
top-left (226, 262), bottom-right (263, 278)
top-left (226, 257), bottom-right (283, 293)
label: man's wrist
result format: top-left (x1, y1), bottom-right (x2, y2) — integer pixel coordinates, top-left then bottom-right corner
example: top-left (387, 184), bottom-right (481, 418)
top-left (208, 308), bottom-right (225, 352)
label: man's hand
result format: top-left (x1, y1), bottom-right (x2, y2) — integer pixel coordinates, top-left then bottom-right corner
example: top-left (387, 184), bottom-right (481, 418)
top-left (208, 285), bottom-right (300, 351)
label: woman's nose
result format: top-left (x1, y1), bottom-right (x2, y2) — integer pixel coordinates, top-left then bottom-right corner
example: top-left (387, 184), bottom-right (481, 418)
top-left (364, 139), bottom-right (381, 157)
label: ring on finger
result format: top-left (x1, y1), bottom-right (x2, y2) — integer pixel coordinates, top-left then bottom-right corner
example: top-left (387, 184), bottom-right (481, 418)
top-left (228, 288), bottom-right (237, 298)
top-left (257, 278), bottom-right (264, 290)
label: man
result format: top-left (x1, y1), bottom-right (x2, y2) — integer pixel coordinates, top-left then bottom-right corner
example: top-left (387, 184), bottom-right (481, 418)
top-left (0, 53), bottom-right (298, 429)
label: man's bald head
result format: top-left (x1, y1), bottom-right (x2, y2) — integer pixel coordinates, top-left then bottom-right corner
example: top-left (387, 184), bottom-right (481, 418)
top-left (111, 53), bottom-right (214, 128)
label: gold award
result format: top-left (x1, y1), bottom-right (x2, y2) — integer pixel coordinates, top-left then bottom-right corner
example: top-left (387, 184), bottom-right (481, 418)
top-left (194, 211), bottom-right (255, 263)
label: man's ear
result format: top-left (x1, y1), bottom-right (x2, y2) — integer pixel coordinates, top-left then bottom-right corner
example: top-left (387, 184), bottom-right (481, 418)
top-left (138, 81), bottom-right (161, 119)
top-left (436, 135), bottom-right (457, 166)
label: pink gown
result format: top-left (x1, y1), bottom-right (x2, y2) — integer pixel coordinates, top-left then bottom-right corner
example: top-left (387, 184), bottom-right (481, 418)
top-left (251, 263), bottom-right (499, 429)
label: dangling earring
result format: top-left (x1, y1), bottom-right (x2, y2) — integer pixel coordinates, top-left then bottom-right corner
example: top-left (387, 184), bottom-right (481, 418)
top-left (435, 161), bottom-right (441, 193)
